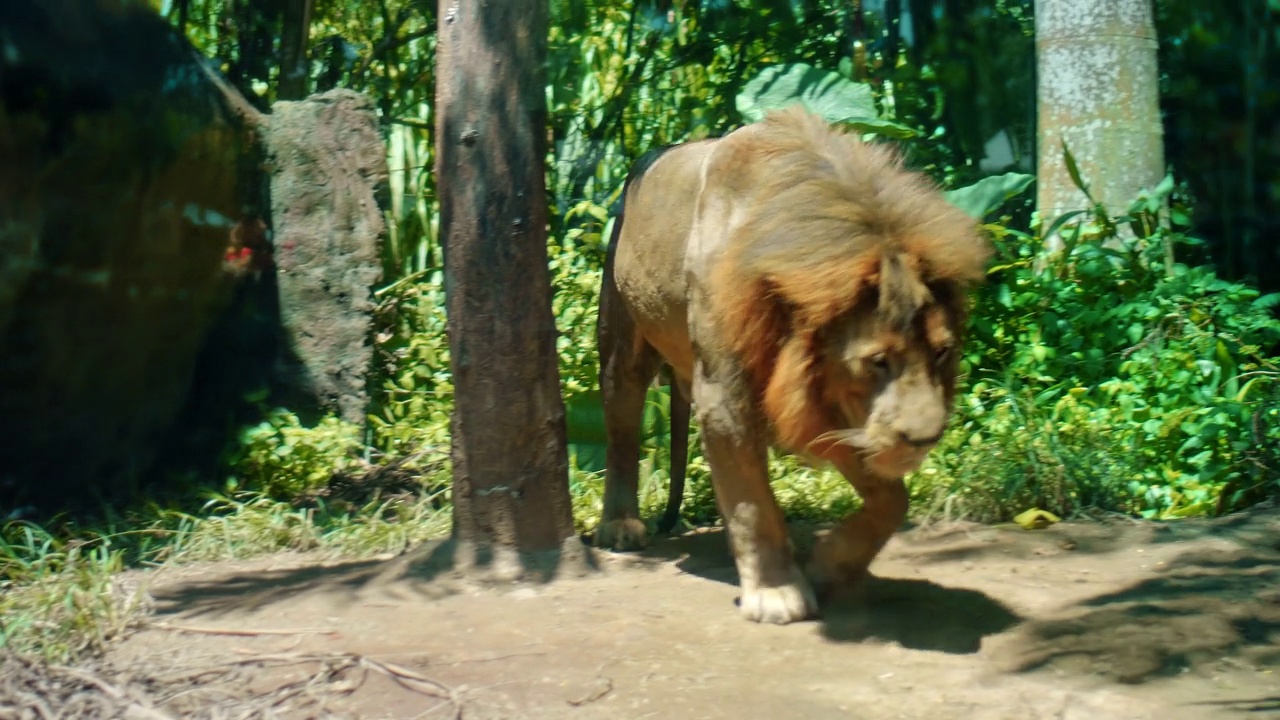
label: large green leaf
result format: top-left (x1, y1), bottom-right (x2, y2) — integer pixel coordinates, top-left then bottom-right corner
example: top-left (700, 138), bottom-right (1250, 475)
top-left (837, 116), bottom-right (920, 139)
top-left (944, 172), bottom-right (1036, 220)
top-left (737, 63), bottom-right (878, 125)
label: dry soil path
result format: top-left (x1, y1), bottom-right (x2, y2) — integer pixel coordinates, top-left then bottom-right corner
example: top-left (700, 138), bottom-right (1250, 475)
top-left (103, 505), bottom-right (1280, 719)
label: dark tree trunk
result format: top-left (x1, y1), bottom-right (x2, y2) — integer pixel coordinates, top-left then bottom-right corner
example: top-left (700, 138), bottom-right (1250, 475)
top-left (277, 0), bottom-right (313, 100)
top-left (229, 0), bottom-right (275, 111)
top-left (435, 0), bottom-right (576, 561)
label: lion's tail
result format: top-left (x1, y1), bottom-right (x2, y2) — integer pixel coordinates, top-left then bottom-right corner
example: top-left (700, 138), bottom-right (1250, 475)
top-left (656, 374), bottom-right (690, 535)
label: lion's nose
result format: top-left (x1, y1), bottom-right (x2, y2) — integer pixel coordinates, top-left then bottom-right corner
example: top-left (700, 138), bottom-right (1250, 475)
top-left (899, 431), bottom-right (942, 448)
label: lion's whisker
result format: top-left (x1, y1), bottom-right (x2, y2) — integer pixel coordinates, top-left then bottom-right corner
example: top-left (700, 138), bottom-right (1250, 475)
top-left (812, 428), bottom-right (873, 450)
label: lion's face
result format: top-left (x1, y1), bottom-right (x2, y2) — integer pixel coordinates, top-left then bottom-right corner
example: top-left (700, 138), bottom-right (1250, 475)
top-left (820, 300), bottom-right (959, 478)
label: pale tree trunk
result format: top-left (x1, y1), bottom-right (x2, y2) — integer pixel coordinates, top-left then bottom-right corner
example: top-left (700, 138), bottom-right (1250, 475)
top-left (434, 0), bottom-right (577, 577)
top-left (1035, 0), bottom-right (1165, 246)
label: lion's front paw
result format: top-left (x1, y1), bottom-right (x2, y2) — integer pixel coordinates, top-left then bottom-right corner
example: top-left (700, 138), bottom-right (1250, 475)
top-left (593, 517), bottom-right (648, 551)
top-left (806, 532), bottom-right (872, 600)
top-left (739, 579), bottom-right (818, 624)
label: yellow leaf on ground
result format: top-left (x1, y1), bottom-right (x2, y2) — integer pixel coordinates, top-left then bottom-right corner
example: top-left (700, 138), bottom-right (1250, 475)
top-left (1013, 508), bottom-right (1061, 530)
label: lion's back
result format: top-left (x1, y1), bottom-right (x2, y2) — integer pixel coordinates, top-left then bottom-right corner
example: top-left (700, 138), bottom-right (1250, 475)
top-left (611, 138), bottom-right (719, 378)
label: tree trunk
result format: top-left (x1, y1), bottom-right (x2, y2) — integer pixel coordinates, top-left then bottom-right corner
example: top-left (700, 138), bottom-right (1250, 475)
top-left (434, 0), bottom-right (576, 571)
top-left (277, 0), bottom-right (313, 100)
top-left (1035, 0), bottom-right (1165, 241)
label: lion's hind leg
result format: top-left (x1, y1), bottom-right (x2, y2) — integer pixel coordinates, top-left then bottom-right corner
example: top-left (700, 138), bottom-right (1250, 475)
top-left (594, 265), bottom-right (661, 552)
top-left (655, 371), bottom-right (690, 536)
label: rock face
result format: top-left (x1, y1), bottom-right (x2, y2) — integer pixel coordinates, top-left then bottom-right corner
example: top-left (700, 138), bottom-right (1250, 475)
top-left (0, 0), bottom-right (262, 509)
top-left (265, 91), bottom-right (387, 425)
top-left (0, 1), bottom-right (388, 512)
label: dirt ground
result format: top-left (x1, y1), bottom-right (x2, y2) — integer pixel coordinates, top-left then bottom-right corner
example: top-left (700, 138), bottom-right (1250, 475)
top-left (24, 503), bottom-right (1280, 719)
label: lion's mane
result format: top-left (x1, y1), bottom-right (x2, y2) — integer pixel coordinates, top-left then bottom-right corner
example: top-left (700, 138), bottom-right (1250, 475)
top-left (707, 107), bottom-right (992, 459)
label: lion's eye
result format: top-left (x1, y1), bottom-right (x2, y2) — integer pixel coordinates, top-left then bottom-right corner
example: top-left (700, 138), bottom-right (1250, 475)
top-left (934, 344), bottom-right (953, 363)
top-left (867, 353), bottom-right (890, 373)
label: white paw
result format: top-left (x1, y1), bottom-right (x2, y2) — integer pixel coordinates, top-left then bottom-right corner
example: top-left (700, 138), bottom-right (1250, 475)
top-left (593, 517), bottom-right (648, 551)
top-left (739, 579), bottom-right (818, 624)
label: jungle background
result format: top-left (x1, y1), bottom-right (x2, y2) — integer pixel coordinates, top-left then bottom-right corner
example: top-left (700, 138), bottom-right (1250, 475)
top-left (2, 0), bottom-right (1279, 663)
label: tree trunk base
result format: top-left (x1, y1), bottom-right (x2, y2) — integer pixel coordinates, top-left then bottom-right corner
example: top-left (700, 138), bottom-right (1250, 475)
top-left (405, 535), bottom-right (600, 586)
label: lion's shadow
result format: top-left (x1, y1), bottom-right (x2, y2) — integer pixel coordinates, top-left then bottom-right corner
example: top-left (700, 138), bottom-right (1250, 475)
top-left (646, 528), bottom-right (1021, 655)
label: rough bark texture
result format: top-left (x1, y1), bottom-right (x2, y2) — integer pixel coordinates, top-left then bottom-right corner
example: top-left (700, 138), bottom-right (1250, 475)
top-left (1035, 0), bottom-right (1166, 235)
top-left (265, 90), bottom-right (387, 424)
top-left (435, 0), bottom-right (576, 563)
top-left (0, 0), bottom-right (263, 509)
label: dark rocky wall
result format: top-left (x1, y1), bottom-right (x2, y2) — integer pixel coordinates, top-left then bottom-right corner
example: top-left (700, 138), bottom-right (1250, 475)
top-left (0, 2), bottom-right (388, 514)
top-left (0, 0), bottom-right (264, 510)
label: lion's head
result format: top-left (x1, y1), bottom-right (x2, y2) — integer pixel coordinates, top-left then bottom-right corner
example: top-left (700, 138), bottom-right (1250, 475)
top-left (708, 106), bottom-right (991, 479)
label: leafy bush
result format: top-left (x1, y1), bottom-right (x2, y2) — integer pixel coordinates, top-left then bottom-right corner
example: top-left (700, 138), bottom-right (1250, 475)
top-left (357, 61), bottom-right (1280, 530)
top-left (369, 269), bottom-right (453, 460)
top-left (915, 171), bottom-right (1280, 520)
top-left (222, 409), bottom-right (366, 500)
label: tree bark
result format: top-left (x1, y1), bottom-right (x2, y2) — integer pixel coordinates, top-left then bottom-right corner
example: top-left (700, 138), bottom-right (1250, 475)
top-left (277, 0), bottom-right (313, 100)
top-left (434, 0), bottom-right (576, 568)
top-left (1035, 0), bottom-right (1165, 241)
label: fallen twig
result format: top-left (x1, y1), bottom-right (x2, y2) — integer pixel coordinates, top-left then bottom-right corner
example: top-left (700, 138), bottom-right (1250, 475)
top-left (44, 662), bottom-right (178, 720)
top-left (225, 649), bottom-right (465, 718)
top-left (447, 650), bottom-right (547, 665)
top-left (566, 676), bottom-right (613, 707)
top-left (153, 621), bottom-right (339, 637)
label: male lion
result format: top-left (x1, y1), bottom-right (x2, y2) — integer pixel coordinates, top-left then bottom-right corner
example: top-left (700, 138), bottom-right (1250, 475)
top-left (594, 106), bottom-right (990, 624)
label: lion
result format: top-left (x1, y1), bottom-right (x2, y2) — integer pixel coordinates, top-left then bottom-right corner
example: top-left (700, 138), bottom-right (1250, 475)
top-left (592, 105), bottom-right (991, 624)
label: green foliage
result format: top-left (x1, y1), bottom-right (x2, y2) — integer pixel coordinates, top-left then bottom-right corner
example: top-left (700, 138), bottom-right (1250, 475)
top-left (737, 62), bottom-right (919, 139)
top-left (368, 271), bottom-right (453, 460)
top-left (944, 172), bottom-right (1037, 220)
top-left (552, 202), bottom-right (610, 402)
top-left (223, 409), bottom-right (366, 500)
top-left (159, 0), bottom-right (1279, 532)
top-left (914, 169), bottom-right (1280, 521)
top-left (1154, 0), bottom-right (1280, 287)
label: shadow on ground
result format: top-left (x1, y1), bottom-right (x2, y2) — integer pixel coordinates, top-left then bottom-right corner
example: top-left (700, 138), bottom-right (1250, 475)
top-left (994, 503), bottom-right (1280, 684)
top-left (1191, 695), bottom-right (1280, 714)
top-left (152, 558), bottom-right (393, 617)
top-left (817, 576), bottom-right (1020, 653)
top-left (149, 503), bottom-right (1278, 678)
top-left (150, 522), bottom-right (1019, 657)
top-left (637, 527), bottom-right (1021, 654)
top-left (150, 534), bottom-right (602, 618)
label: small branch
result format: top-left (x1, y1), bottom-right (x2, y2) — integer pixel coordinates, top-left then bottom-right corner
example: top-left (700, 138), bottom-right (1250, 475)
top-left (566, 675), bottom-right (613, 706)
top-left (354, 26), bottom-right (433, 80)
top-left (1234, 371), bottom-right (1280, 382)
top-left (226, 650), bottom-right (464, 718)
top-left (390, 117), bottom-right (433, 130)
top-left (374, 268), bottom-right (429, 298)
top-left (447, 650), bottom-right (547, 665)
top-left (153, 622), bottom-right (339, 637)
top-left (48, 664), bottom-right (179, 720)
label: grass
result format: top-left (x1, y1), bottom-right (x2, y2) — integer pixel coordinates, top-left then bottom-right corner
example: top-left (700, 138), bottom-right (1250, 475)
top-left (0, 490), bottom-right (453, 664)
top-left (0, 439), bottom-right (861, 665)
top-left (0, 523), bottom-right (144, 663)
